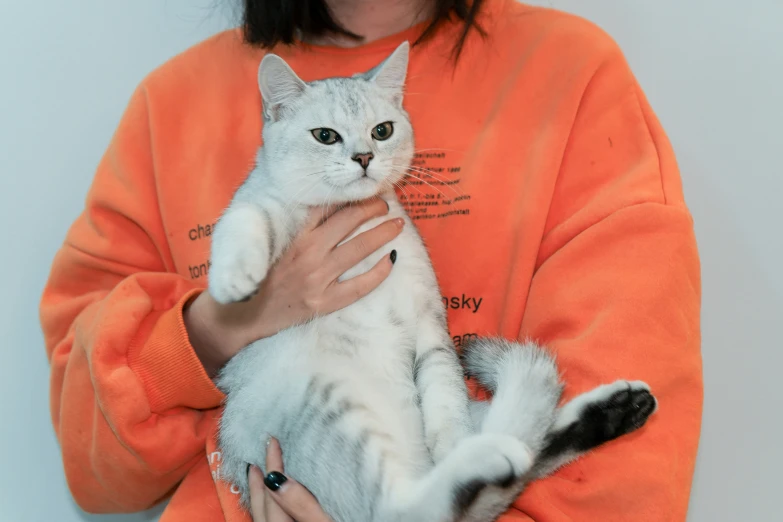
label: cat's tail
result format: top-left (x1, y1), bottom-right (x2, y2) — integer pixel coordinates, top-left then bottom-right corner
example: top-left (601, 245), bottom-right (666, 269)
top-left (458, 337), bottom-right (658, 522)
top-left (461, 337), bottom-right (563, 454)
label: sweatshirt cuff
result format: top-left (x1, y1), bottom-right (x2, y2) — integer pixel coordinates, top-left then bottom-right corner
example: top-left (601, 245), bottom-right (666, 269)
top-left (129, 288), bottom-right (225, 412)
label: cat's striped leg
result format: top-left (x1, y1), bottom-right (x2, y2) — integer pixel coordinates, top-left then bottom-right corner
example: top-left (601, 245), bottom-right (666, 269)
top-left (412, 311), bottom-right (474, 463)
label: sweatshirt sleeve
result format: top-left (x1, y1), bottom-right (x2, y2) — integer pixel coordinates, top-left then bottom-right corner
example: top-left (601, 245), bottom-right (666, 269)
top-left (498, 34), bottom-right (703, 522)
top-left (39, 84), bottom-right (225, 514)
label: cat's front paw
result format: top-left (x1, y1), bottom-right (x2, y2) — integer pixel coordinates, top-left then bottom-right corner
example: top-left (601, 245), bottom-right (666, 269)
top-left (208, 242), bottom-right (270, 304)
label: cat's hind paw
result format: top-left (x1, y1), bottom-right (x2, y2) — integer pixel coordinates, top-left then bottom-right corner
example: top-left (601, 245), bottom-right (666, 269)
top-left (551, 380), bottom-right (657, 450)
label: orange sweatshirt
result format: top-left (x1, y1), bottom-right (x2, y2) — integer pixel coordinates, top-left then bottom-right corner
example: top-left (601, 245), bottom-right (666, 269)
top-left (39, 1), bottom-right (702, 520)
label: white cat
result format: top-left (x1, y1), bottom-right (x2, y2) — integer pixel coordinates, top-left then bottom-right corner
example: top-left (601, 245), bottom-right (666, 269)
top-left (209, 42), bottom-right (657, 522)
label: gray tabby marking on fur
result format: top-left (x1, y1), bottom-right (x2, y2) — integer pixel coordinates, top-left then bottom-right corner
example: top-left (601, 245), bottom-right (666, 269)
top-left (210, 41), bottom-right (658, 522)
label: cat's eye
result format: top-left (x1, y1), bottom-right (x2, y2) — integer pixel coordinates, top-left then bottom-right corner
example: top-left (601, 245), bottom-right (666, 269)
top-left (311, 128), bottom-right (342, 145)
top-left (371, 122), bottom-right (394, 141)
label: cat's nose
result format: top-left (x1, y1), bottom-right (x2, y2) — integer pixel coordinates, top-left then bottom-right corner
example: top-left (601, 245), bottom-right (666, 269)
top-left (352, 152), bottom-right (374, 170)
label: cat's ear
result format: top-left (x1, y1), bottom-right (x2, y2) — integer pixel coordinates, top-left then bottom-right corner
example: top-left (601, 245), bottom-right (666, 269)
top-left (258, 54), bottom-right (307, 122)
top-left (365, 41), bottom-right (409, 104)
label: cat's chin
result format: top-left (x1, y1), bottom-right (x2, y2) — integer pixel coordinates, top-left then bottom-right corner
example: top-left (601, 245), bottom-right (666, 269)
top-left (323, 177), bottom-right (391, 204)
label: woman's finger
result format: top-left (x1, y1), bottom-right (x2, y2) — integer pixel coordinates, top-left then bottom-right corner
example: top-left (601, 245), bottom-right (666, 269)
top-left (264, 438), bottom-right (333, 522)
top-left (248, 465), bottom-right (270, 522)
top-left (301, 204), bottom-right (342, 233)
top-left (264, 439), bottom-right (293, 522)
top-left (326, 217), bottom-right (403, 279)
top-left (263, 472), bottom-right (333, 522)
top-left (313, 198), bottom-right (389, 251)
top-left (327, 251), bottom-right (395, 309)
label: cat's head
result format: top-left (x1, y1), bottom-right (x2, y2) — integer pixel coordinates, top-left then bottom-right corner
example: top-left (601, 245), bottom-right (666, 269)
top-left (257, 42), bottom-right (413, 205)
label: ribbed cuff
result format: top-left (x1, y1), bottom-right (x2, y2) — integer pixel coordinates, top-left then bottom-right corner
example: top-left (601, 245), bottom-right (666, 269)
top-left (129, 288), bottom-right (225, 412)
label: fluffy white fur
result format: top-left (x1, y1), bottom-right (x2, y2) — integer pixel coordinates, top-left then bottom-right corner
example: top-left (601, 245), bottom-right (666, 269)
top-left (209, 42), bottom-right (658, 522)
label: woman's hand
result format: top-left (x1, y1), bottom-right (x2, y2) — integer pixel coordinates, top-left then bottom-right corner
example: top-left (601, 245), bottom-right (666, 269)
top-left (249, 438), bottom-right (333, 522)
top-left (184, 198), bottom-right (404, 377)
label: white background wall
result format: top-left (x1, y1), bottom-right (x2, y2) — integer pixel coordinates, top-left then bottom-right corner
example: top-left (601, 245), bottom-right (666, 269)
top-left (0, 1), bottom-right (779, 520)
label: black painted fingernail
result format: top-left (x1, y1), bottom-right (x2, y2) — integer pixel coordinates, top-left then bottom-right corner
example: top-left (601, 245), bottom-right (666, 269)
top-left (264, 471), bottom-right (287, 491)
top-left (390, 250), bottom-right (397, 264)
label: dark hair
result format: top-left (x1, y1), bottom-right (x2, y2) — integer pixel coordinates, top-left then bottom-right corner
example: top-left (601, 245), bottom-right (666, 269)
top-left (241, 0), bottom-right (486, 58)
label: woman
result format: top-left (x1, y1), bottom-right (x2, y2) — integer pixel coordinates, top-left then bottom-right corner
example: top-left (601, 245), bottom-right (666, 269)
top-left (39, 0), bottom-right (703, 521)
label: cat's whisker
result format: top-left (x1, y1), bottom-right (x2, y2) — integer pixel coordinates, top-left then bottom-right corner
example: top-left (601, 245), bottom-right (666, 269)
top-left (403, 163), bottom-right (453, 179)
top-left (391, 179), bottom-right (412, 201)
top-left (378, 176), bottom-right (399, 197)
top-left (388, 164), bottom-right (462, 198)
top-left (388, 168), bottom-right (426, 197)
top-left (405, 166), bottom-right (458, 186)
top-left (401, 165), bottom-right (463, 195)
top-left (402, 172), bottom-right (453, 200)
top-left (413, 148), bottom-right (463, 154)
top-left (389, 162), bottom-right (439, 178)
top-left (389, 177), bottom-right (406, 195)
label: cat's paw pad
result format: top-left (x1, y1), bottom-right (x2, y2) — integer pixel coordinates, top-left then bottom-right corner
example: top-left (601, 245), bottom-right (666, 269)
top-left (555, 380), bottom-right (657, 449)
top-left (600, 380), bottom-right (657, 433)
top-left (208, 244), bottom-right (270, 304)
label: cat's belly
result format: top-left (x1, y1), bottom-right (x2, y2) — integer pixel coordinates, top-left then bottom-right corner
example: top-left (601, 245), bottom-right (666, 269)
top-left (270, 321), bottom-right (426, 445)
top-left (223, 320), bottom-right (431, 461)
top-left (274, 359), bottom-right (431, 522)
